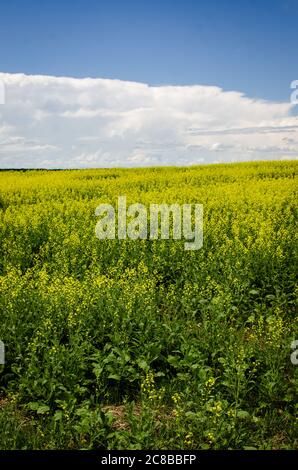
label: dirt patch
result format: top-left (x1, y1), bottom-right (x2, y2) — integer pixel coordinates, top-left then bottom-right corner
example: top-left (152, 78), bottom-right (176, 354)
top-left (102, 404), bottom-right (141, 431)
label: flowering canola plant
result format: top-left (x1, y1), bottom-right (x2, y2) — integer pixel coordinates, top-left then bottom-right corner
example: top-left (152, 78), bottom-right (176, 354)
top-left (0, 161), bottom-right (297, 450)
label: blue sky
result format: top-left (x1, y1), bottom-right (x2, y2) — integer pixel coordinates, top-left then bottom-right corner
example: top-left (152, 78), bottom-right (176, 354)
top-left (0, 1), bottom-right (297, 168)
top-left (0, 0), bottom-right (297, 101)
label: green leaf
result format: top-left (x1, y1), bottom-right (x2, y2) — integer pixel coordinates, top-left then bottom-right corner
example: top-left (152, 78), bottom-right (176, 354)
top-left (37, 405), bottom-right (50, 415)
top-left (108, 373), bottom-right (121, 380)
top-left (137, 359), bottom-right (149, 370)
top-left (236, 410), bottom-right (250, 420)
top-left (27, 402), bottom-right (40, 411)
top-left (249, 290), bottom-right (259, 295)
top-left (54, 410), bottom-right (63, 421)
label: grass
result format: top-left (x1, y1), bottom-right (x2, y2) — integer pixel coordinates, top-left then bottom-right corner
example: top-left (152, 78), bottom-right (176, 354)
top-left (0, 160), bottom-right (297, 449)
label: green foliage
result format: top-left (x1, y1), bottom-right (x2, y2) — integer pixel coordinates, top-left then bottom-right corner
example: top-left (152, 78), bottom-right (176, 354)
top-left (0, 161), bottom-right (297, 449)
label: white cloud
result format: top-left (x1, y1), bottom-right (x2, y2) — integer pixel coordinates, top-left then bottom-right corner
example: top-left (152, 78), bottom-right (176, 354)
top-left (0, 72), bottom-right (297, 168)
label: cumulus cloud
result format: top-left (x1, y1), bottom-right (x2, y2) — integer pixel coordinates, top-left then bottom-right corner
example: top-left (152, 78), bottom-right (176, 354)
top-left (0, 72), bottom-right (297, 168)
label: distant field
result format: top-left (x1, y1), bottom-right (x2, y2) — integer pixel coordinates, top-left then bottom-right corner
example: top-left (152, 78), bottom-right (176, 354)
top-left (0, 161), bottom-right (297, 449)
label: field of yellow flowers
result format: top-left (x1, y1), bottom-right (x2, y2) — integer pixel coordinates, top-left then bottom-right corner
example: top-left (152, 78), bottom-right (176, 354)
top-left (0, 161), bottom-right (297, 449)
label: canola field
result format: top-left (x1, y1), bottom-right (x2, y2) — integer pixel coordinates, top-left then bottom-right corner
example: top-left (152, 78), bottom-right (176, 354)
top-left (0, 161), bottom-right (297, 449)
